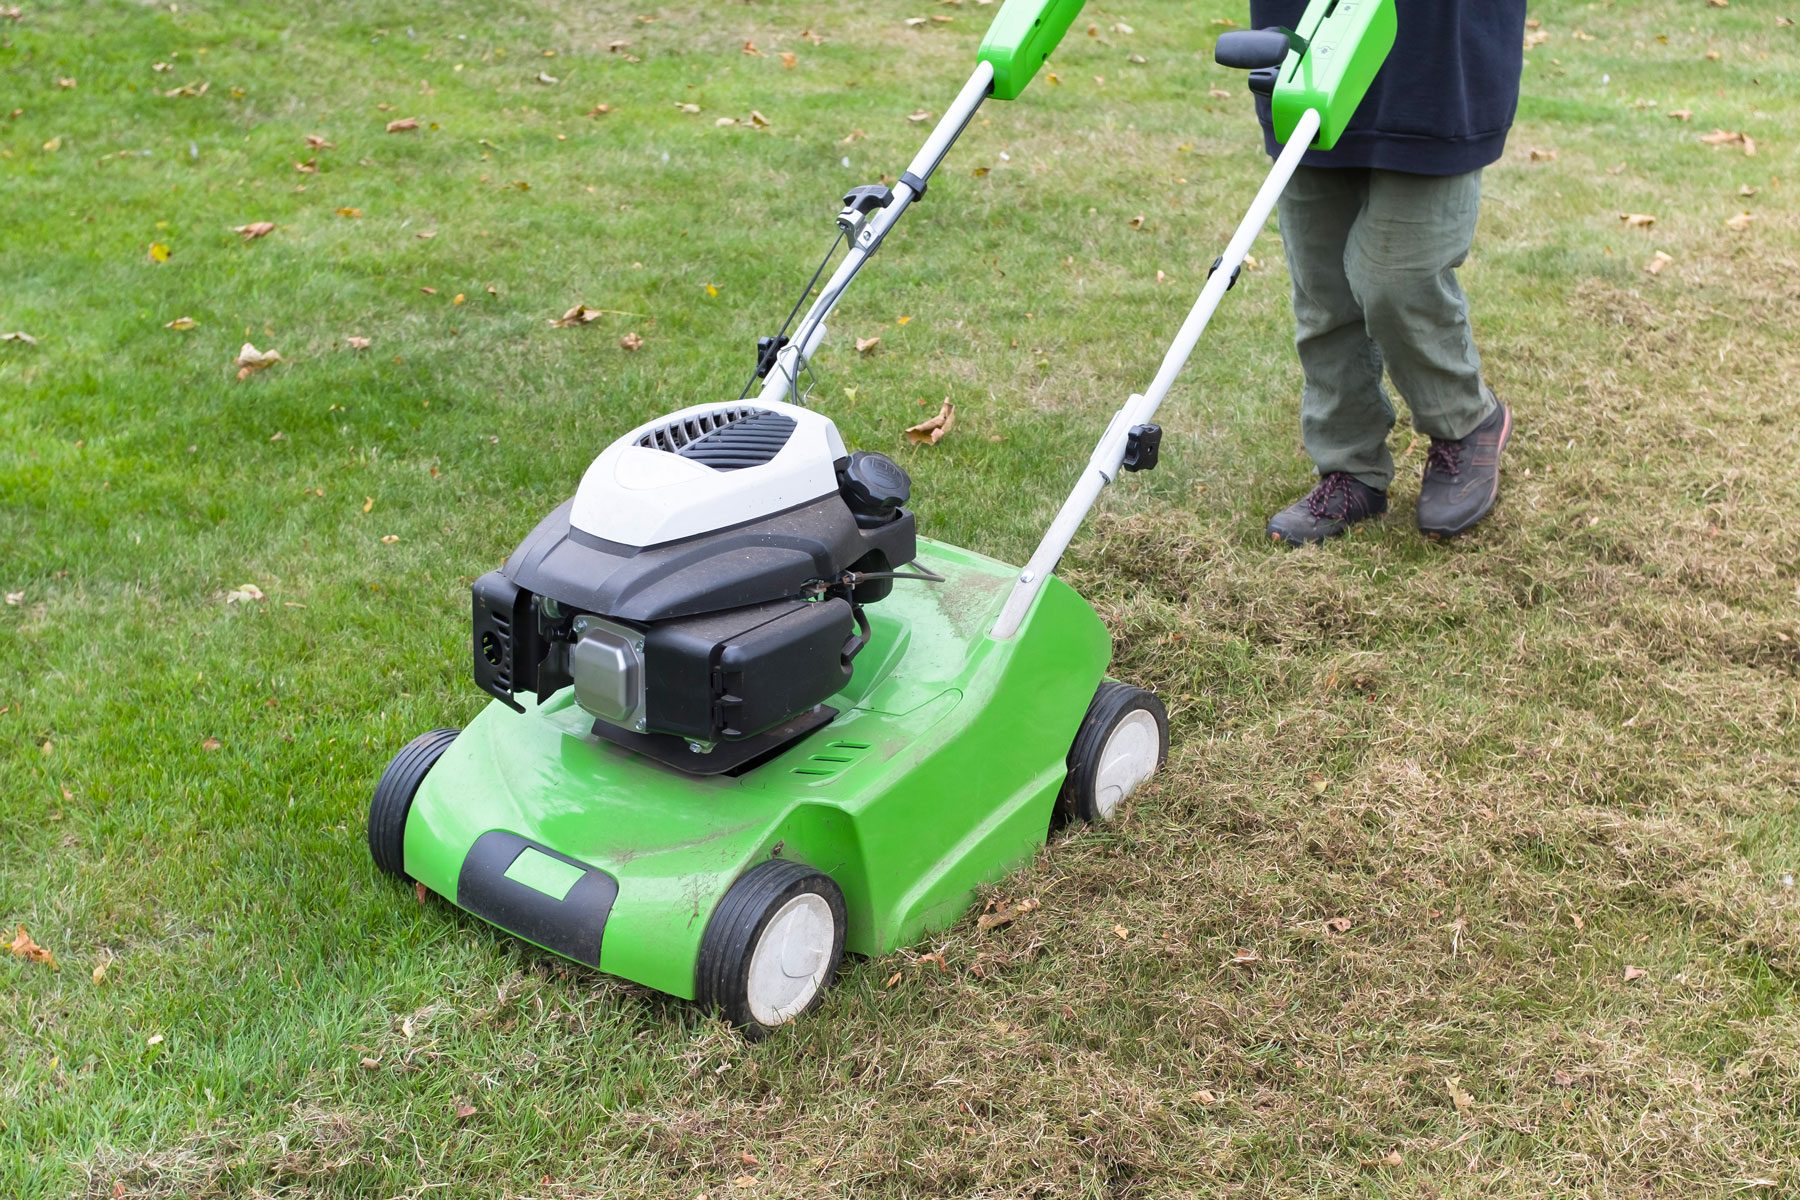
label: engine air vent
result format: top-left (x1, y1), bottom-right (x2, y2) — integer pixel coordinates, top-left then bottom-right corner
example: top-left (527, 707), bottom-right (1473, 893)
top-left (636, 407), bottom-right (797, 471)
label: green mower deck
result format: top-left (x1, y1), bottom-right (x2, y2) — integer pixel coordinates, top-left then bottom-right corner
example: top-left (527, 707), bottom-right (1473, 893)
top-left (401, 537), bottom-right (1111, 1001)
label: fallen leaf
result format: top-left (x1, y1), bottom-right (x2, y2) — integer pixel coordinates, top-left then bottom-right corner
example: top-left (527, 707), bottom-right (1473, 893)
top-left (9, 926), bottom-right (58, 970)
top-left (1528, 147), bottom-right (1558, 162)
top-left (146, 1034), bottom-right (164, 1047)
top-left (455, 1105), bottom-right (477, 1120)
top-left (1227, 947), bottom-right (1260, 967)
top-left (1618, 212), bottom-right (1656, 228)
top-left (1112, 923), bottom-right (1130, 940)
top-left (360, 1056), bottom-right (380, 1069)
top-left (1551, 1069), bottom-right (1574, 1088)
top-left (452, 293), bottom-right (465, 305)
top-left (1325, 916), bottom-right (1353, 933)
top-left (855, 336), bottom-right (881, 354)
top-left (305, 134), bottom-right (335, 149)
top-left (336, 206), bottom-right (362, 219)
top-left (619, 331), bottom-right (643, 351)
top-left (231, 221), bottom-right (275, 241)
top-left (551, 304), bottom-right (603, 327)
top-left (294, 159), bottom-right (317, 173)
top-left (386, 117), bottom-right (420, 133)
top-left (904, 400), bottom-right (955, 446)
top-left (1645, 250), bottom-right (1673, 276)
top-left (381, 534), bottom-right (399, 544)
top-left (741, 40), bottom-right (762, 56)
top-left (233, 343), bottom-right (282, 380)
top-left (895, 314), bottom-right (911, 326)
top-left (1725, 211), bottom-right (1756, 231)
top-left (1700, 128), bottom-right (1757, 155)
top-left (420, 286), bottom-right (436, 294)
top-left (164, 81), bottom-right (208, 98)
top-left (1446, 1080), bottom-right (1474, 1111)
top-left (780, 52), bottom-right (798, 69)
top-left (1668, 108), bottom-right (1692, 121)
top-left (587, 103), bottom-right (612, 117)
top-left (1, 330), bottom-right (39, 345)
top-left (705, 283), bottom-right (720, 298)
top-left (1208, 86), bottom-right (1231, 99)
top-left (1128, 213), bottom-right (1146, 230)
top-left (225, 583), bottom-right (266, 604)
top-left (1624, 964), bottom-right (1648, 981)
top-left (1194, 1089), bottom-right (1218, 1105)
top-left (674, 102), bottom-right (701, 115)
top-left (732, 1177), bottom-right (757, 1190)
top-left (4, 591), bottom-right (21, 604)
top-left (749, 110), bottom-right (770, 128)
top-left (201, 736), bottom-right (222, 751)
top-left (92, 960), bottom-right (107, 985)
top-left (148, 241), bottom-right (172, 262)
top-left (346, 335), bottom-right (371, 350)
top-left (907, 109), bottom-right (933, 124)
top-left (415, 881), bottom-right (429, 905)
top-left (1739, 184), bottom-right (1758, 197)
top-left (362, 496), bottom-right (374, 513)
top-left (535, 71), bottom-right (559, 85)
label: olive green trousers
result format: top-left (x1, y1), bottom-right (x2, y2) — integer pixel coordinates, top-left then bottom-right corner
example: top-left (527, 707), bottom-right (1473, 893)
top-left (1275, 166), bottom-right (1498, 491)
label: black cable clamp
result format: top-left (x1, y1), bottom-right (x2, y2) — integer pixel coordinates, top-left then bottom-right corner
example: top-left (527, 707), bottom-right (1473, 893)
top-left (899, 171), bottom-right (929, 200)
top-left (754, 334), bottom-right (791, 380)
top-left (1207, 255), bottom-right (1243, 291)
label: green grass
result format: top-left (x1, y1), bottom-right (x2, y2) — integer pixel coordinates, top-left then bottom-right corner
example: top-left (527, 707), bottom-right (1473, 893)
top-left (4, 0), bottom-right (1798, 1195)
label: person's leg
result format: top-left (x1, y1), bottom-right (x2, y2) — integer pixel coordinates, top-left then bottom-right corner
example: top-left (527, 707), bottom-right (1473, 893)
top-left (1345, 168), bottom-right (1509, 537)
top-left (1279, 166), bottom-right (1397, 492)
top-left (1344, 169), bottom-right (1493, 442)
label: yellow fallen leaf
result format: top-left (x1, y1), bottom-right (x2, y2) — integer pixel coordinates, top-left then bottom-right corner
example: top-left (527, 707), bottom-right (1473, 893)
top-left (148, 241), bottom-right (171, 262)
top-left (336, 206), bottom-right (362, 219)
top-left (362, 496), bottom-right (374, 513)
top-left (904, 399), bottom-right (955, 446)
top-left (705, 283), bottom-right (720, 298)
top-left (92, 960), bottom-right (107, 985)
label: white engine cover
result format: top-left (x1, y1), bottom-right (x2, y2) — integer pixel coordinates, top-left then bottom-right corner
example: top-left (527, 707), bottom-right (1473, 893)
top-left (569, 400), bottom-right (849, 548)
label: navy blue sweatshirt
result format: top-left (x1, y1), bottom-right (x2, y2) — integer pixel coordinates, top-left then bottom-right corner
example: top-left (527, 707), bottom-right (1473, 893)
top-left (1246, 0), bottom-right (1528, 175)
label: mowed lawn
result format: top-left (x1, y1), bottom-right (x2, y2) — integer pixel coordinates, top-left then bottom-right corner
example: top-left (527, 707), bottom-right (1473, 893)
top-left (4, 0), bottom-right (1798, 1196)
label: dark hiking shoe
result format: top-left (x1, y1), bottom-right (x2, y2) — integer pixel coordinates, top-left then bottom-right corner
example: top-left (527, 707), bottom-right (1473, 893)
top-left (1418, 402), bottom-right (1512, 539)
top-left (1266, 472), bottom-right (1389, 547)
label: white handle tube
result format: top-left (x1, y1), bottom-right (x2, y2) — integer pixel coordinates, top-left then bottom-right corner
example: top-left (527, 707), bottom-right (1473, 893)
top-left (756, 61), bottom-right (996, 405)
top-left (989, 107), bottom-right (1322, 640)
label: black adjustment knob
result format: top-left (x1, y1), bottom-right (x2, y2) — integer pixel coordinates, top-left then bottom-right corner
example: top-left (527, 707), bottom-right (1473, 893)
top-left (839, 451), bottom-right (911, 524)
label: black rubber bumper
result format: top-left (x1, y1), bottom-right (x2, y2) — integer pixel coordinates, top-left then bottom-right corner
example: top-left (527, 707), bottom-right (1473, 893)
top-left (456, 831), bottom-right (619, 968)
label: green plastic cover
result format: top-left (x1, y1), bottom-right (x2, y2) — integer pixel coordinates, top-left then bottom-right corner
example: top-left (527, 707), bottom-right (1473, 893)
top-left (1271, 0), bottom-right (1397, 150)
top-left (977, 0), bottom-right (1087, 100)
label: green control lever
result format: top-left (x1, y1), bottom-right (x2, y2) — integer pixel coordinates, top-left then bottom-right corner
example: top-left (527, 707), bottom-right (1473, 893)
top-left (1216, 0), bottom-right (1397, 151)
top-left (978, 0), bottom-right (1087, 100)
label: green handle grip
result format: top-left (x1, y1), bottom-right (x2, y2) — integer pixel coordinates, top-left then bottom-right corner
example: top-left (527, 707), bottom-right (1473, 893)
top-left (977, 0), bottom-right (1087, 100)
top-left (1270, 0), bottom-right (1397, 150)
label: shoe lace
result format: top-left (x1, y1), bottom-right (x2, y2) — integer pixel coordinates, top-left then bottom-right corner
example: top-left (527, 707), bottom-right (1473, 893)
top-left (1304, 472), bottom-right (1359, 521)
top-left (1426, 439), bottom-right (1464, 479)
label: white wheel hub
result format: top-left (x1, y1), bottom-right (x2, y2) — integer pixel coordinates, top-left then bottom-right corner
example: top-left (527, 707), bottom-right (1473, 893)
top-left (1092, 709), bottom-right (1162, 820)
top-left (745, 892), bottom-right (836, 1027)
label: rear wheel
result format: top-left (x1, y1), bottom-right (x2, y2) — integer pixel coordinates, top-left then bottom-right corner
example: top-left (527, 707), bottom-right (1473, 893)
top-left (367, 728), bottom-right (460, 880)
top-left (1057, 683), bottom-right (1168, 824)
top-left (697, 859), bottom-right (846, 1037)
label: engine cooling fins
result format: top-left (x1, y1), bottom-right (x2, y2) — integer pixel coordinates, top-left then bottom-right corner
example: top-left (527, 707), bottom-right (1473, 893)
top-left (635, 407), bottom-right (798, 471)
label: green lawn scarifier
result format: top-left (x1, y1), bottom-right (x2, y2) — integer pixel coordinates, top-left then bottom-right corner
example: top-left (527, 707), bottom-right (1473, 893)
top-left (368, 0), bottom-right (1398, 1035)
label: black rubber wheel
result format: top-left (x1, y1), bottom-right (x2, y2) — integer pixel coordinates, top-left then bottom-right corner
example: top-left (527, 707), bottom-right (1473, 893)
top-left (367, 728), bottom-right (460, 881)
top-left (696, 859), bottom-right (847, 1038)
top-left (1056, 682), bottom-right (1169, 825)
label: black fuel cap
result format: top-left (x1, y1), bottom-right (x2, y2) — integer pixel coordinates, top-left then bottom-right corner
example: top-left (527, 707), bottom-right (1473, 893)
top-left (839, 451), bottom-right (911, 519)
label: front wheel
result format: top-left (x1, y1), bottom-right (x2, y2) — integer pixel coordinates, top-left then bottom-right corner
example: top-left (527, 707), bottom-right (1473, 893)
top-left (1057, 683), bottom-right (1168, 824)
top-left (697, 859), bottom-right (846, 1037)
top-left (367, 728), bottom-right (460, 880)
